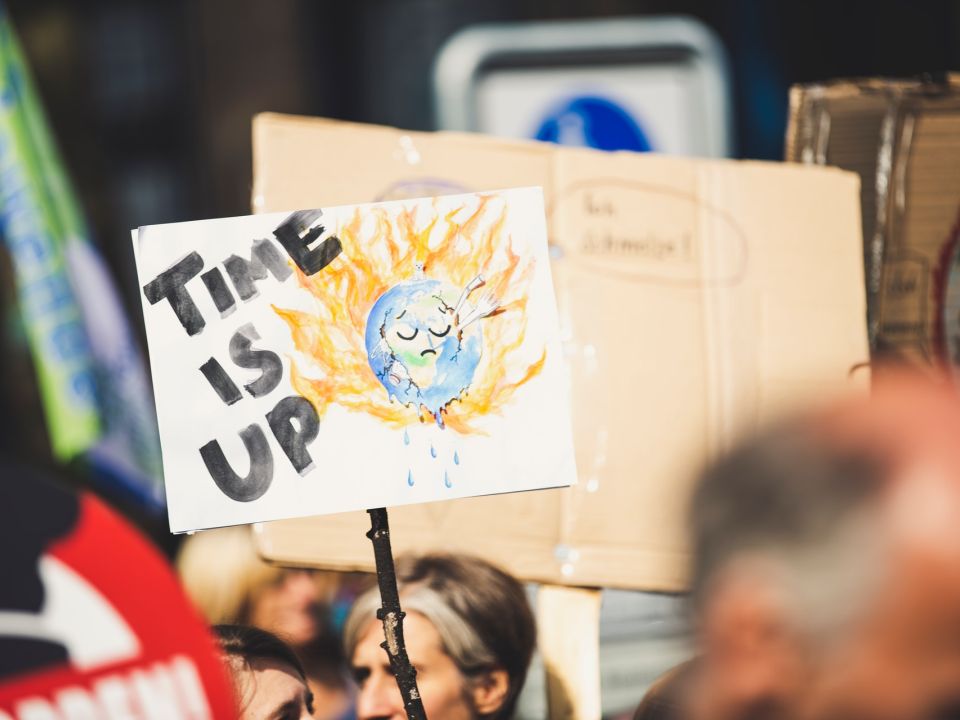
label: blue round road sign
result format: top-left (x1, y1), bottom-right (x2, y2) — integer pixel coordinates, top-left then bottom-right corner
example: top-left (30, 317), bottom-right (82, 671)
top-left (534, 95), bottom-right (652, 152)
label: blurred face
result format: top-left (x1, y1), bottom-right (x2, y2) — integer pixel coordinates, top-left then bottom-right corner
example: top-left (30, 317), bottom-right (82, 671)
top-left (249, 570), bottom-right (319, 648)
top-left (796, 472), bottom-right (960, 720)
top-left (234, 657), bottom-right (314, 720)
top-left (696, 469), bottom-right (960, 720)
top-left (351, 612), bottom-right (475, 720)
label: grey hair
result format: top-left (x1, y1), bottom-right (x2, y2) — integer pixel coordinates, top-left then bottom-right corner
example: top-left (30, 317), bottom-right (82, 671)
top-left (344, 582), bottom-right (497, 676)
top-left (344, 554), bottom-right (536, 720)
top-left (689, 419), bottom-right (889, 641)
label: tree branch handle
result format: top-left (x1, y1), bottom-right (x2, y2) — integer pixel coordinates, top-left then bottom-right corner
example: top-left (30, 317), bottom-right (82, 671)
top-left (366, 507), bottom-right (428, 720)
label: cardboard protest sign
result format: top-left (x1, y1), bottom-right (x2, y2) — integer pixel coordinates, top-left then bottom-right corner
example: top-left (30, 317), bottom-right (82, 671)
top-left (134, 188), bottom-right (576, 533)
top-left (250, 114), bottom-right (870, 591)
top-left (0, 460), bottom-right (235, 719)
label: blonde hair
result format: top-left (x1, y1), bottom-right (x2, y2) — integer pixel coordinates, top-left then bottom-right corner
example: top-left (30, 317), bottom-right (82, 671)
top-left (176, 526), bottom-right (283, 624)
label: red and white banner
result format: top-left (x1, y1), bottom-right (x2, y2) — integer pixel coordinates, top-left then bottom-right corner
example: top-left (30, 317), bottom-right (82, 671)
top-left (0, 464), bottom-right (235, 719)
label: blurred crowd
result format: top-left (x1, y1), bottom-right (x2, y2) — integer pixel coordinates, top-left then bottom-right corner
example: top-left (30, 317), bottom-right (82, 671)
top-left (4, 3), bottom-right (960, 719)
top-left (166, 369), bottom-right (960, 720)
top-left (176, 527), bottom-right (360, 720)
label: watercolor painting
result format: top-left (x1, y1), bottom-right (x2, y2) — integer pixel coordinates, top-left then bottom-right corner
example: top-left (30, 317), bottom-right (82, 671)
top-left (135, 188), bottom-right (575, 533)
top-left (365, 268), bottom-right (494, 427)
top-left (276, 192), bottom-right (545, 434)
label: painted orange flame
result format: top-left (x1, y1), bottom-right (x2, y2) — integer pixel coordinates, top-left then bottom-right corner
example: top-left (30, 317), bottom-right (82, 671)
top-left (274, 195), bottom-right (544, 434)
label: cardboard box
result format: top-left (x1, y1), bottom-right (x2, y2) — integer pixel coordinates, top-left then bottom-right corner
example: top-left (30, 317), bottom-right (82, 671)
top-left (786, 76), bottom-right (960, 365)
top-left (250, 114), bottom-right (868, 591)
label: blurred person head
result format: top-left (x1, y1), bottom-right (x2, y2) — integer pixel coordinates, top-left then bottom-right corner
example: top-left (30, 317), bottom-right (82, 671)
top-left (344, 553), bottom-right (535, 720)
top-left (177, 526), bottom-right (319, 647)
top-left (684, 372), bottom-right (960, 720)
top-left (179, 529), bottom-right (354, 720)
top-left (215, 623), bottom-right (314, 719)
top-left (633, 661), bottom-right (692, 720)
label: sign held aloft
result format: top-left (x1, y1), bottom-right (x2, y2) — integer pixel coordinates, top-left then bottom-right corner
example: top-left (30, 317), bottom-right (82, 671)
top-left (134, 188), bottom-right (576, 533)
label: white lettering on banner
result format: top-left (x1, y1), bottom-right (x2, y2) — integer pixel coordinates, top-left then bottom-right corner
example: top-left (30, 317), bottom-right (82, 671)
top-left (169, 657), bottom-right (212, 720)
top-left (13, 701), bottom-right (57, 720)
top-left (52, 689), bottom-right (99, 720)
top-left (5, 655), bottom-right (213, 720)
top-left (96, 676), bottom-right (137, 720)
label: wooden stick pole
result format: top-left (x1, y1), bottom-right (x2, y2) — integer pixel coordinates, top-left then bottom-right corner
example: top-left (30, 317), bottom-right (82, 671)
top-left (538, 585), bottom-right (603, 720)
top-left (366, 507), bottom-right (428, 720)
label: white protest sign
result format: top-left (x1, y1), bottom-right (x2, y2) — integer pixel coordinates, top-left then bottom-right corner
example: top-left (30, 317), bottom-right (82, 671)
top-left (134, 188), bottom-right (576, 533)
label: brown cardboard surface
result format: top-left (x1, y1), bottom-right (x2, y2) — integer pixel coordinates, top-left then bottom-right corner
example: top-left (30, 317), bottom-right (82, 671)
top-left (786, 76), bottom-right (960, 364)
top-left (250, 113), bottom-right (868, 591)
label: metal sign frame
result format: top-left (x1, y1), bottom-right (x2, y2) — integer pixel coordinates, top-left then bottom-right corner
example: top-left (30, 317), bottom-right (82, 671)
top-left (433, 15), bottom-right (734, 157)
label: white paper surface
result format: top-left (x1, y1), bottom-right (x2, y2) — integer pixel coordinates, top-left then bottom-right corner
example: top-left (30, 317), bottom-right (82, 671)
top-left (134, 188), bottom-right (576, 532)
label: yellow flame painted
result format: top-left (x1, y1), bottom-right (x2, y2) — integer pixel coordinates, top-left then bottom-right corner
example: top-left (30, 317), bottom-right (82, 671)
top-left (274, 195), bottom-right (544, 434)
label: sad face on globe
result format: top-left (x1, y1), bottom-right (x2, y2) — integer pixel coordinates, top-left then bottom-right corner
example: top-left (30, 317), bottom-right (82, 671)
top-left (365, 267), bottom-right (500, 427)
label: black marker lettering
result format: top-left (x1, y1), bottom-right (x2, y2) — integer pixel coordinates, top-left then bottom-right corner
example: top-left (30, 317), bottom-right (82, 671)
top-left (272, 210), bottom-right (342, 276)
top-left (199, 357), bottom-right (242, 405)
top-left (199, 423), bottom-right (273, 502)
top-left (200, 267), bottom-right (236, 316)
top-left (142, 251), bottom-right (205, 336)
top-left (223, 237), bottom-right (293, 301)
top-left (229, 323), bottom-right (283, 398)
top-left (267, 395), bottom-right (320, 475)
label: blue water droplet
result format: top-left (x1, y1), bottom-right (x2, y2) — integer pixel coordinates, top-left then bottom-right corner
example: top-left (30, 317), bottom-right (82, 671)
top-left (430, 444), bottom-right (437, 459)
top-left (453, 451), bottom-right (460, 466)
top-left (444, 470), bottom-right (452, 488)
top-left (407, 469), bottom-right (415, 486)
top-left (403, 429), bottom-right (410, 445)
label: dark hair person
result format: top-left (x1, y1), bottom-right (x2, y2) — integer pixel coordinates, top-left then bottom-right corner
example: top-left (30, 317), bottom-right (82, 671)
top-left (215, 624), bottom-right (315, 720)
top-left (179, 527), bottom-right (352, 720)
top-left (344, 553), bottom-right (536, 720)
top-left (681, 372), bottom-right (960, 720)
